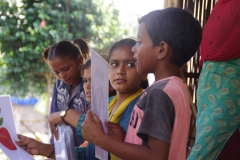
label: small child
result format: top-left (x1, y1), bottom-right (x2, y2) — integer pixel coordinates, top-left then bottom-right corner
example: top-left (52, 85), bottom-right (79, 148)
top-left (79, 59), bottom-right (91, 148)
top-left (81, 7), bottom-right (202, 160)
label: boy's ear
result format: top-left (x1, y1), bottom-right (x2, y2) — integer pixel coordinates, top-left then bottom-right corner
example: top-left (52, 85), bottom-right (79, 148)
top-left (156, 41), bottom-right (171, 59)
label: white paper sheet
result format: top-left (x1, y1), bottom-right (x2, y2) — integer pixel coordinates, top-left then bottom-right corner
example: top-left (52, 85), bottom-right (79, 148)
top-left (91, 50), bottom-right (109, 160)
top-left (54, 124), bottom-right (76, 160)
top-left (0, 95), bottom-right (34, 160)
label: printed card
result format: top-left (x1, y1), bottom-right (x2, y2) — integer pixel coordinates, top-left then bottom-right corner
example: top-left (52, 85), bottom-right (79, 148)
top-left (0, 95), bottom-right (34, 160)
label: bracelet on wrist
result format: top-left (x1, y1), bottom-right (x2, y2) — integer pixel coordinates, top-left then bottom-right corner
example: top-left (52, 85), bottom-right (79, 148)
top-left (47, 145), bottom-right (55, 158)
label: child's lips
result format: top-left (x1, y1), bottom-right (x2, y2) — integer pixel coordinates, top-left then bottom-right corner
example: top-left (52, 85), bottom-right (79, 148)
top-left (86, 92), bottom-right (91, 97)
top-left (114, 78), bottom-right (126, 82)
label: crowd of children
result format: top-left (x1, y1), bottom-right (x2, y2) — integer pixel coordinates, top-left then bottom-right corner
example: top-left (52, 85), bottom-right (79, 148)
top-left (15, 2), bottom-right (240, 160)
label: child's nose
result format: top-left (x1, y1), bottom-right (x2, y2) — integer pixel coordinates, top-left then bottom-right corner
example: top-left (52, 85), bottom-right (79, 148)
top-left (117, 64), bottom-right (125, 75)
top-left (86, 81), bottom-right (91, 88)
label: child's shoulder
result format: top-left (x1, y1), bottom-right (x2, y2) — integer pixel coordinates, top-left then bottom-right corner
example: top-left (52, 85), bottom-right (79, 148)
top-left (149, 76), bottom-right (185, 91)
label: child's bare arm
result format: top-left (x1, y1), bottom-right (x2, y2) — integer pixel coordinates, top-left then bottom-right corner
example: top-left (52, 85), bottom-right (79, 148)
top-left (48, 109), bottom-right (81, 140)
top-left (82, 110), bottom-right (170, 160)
top-left (106, 122), bottom-right (126, 141)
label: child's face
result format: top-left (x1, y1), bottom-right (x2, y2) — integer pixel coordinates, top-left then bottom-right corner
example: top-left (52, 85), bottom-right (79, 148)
top-left (108, 46), bottom-right (144, 94)
top-left (132, 23), bottom-right (159, 74)
top-left (83, 67), bottom-right (91, 102)
top-left (49, 57), bottom-right (81, 86)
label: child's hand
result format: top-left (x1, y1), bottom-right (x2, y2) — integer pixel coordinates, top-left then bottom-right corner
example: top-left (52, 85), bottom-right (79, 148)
top-left (16, 134), bottom-right (42, 155)
top-left (106, 122), bottom-right (126, 141)
top-left (82, 110), bottom-right (105, 144)
top-left (16, 134), bottom-right (55, 157)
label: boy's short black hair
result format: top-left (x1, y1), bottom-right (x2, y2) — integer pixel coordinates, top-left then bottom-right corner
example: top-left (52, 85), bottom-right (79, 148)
top-left (139, 8), bottom-right (202, 67)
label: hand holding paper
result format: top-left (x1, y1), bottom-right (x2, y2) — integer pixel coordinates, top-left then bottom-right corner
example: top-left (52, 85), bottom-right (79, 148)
top-left (16, 134), bottom-right (47, 156)
top-left (106, 122), bottom-right (126, 141)
top-left (82, 110), bottom-right (106, 144)
top-left (0, 95), bottom-right (34, 160)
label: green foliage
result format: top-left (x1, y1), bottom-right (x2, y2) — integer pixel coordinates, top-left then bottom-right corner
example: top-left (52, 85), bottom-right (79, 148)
top-left (0, 0), bottom-right (127, 97)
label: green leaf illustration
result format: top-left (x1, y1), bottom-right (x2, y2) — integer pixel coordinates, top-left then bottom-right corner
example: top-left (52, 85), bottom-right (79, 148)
top-left (202, 104), bottom-right (207, 112)
top-left (217, 88), bottom-right (229, 99)
top-left (203, 126), bottom-right (212, 133)
top-left (196, 156), bottom-right (203, 160)
top-left (0, 118), bottom-right (3, 126)
top-left (220, 62), bottom-right (225, 67)
top-left (222, 67), bottom-right (235, 78)
top-left (206, 63), bottom-right (214, 72)
top-left (205, 136), bottom-right (214, 150)
top-left (212, 74), bottom-right (220, 88)
top-left (208, 94), bottom-right (215, 105)
top-left (201, 83), bottom-right (210, 95)
top-left (211, 108), bottom-right (222, 118)
top-left (218, 133), bottom-right (231, 142)
top-left (217, 120), bottom-right (226, 132)
top-left (237, 59), bottom-right (240, 65)
top-left (232, 79), bottom-right (240, 94)
top-left (230, 115), bottom-right (240, 125)
top-left (204, 114), bottom-right (209, 124)
top-left (191, 144), bottom-right (202, 155)
top-left (225, 100), bottom-right (236, 114)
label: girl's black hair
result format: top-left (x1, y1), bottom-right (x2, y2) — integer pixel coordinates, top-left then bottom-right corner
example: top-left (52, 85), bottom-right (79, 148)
top-left (43, 38), bottom-right (90, 63)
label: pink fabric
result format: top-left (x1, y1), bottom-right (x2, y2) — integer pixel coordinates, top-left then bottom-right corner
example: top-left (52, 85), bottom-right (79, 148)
top-left (163, 78), bottom-right (190, 160)
top-left (124, 106), bottom-right (143, 145)
top-left (124, 77), bottom-right (190, 159)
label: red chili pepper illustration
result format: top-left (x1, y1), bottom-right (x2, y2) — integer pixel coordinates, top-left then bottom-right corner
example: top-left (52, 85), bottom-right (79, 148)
top-left (0, 127), bottom-right (17, 150)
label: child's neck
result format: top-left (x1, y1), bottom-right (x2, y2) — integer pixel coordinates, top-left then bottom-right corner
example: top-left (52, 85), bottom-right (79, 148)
top-left (154, 63), bottom-right (181, 82)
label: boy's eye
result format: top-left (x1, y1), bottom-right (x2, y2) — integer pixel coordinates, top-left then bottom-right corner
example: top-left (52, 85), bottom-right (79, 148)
top-left (54, 71), bottom-right (59, 75)
top-left (136, 41), bottom-right (142, 45)
top-left (126, 62), bottom-right (135, 67)
top-left (111, 62), bottom-right (118, 67)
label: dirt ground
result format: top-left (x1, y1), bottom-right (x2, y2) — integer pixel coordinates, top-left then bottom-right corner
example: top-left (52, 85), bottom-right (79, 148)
top-left (0, 105), bottom-right (50, 160)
